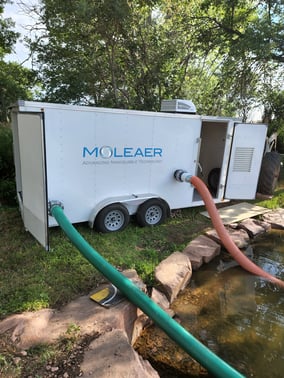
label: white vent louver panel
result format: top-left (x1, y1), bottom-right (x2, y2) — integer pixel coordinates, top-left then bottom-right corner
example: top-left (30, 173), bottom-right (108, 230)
top-left (232, 147), bottom-right (254, 172)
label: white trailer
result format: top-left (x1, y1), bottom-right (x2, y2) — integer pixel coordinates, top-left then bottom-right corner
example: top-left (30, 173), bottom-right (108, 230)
top-left (11, 100), bottom-right (271, 249)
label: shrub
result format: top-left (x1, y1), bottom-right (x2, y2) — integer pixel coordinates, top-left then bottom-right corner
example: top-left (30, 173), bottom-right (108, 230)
top-left (0, 125), bottom-right (16, 205)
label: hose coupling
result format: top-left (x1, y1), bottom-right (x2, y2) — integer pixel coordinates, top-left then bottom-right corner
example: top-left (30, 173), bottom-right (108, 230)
top-left (48, 200), bottom-right (64, 216)
top-left (174, 170), bottom-right (192, 183)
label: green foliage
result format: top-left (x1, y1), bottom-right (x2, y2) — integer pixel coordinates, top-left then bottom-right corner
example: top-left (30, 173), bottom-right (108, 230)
top-left (262, 90), bottom-right (284, 152)
top-left (64, 323), bottom-right (81, 349)
top-left (0, 125), bottom-right (13, 178)
top-left (0, 353), bottom-right (21, 377)
top-left (25, 0), bottom-right (281, 124)
top-left (32, 0), bottom-right (182, 110)
top-left (0, 0), bottom-right (19, 58)
top-left (0, 178), bottom-right (16, 205)
top-left (0, 61), bottom-right (36, 122)
top-left (0, 126), bottom-right (16, 205)
top-left (0, 0), bottom-right (282, 137)
top-left (0, 1), bottom-right (37, 122)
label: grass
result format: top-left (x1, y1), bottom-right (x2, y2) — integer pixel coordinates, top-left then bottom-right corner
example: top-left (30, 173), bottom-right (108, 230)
top-left (1, 176), bottom-right (284, 319)
top-left (0, 203), bottom-right (210, 319)
top-left (254, 187), bottom-right (284, 209)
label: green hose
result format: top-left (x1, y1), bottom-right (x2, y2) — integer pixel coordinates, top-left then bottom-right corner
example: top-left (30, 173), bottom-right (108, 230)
top-left (50, 204), bottom-right (245, 378)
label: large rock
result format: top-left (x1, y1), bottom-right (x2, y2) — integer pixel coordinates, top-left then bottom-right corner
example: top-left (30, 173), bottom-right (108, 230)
top-left (150, 287), bottom-right (173, 315)
top-left (154, 251), bottom-right (192, 303)
top-left (131, 310), bottom-right (151, 346)
top-left (0, 269), bottom-right (145, 350)
top-left (0, 296), bottom-right (138, 350)
top-left (262, 208), bottom-right (284, 229)
top-left (182, 235), bottom-right (221, 270)
top-left (123, 268), bottom-right (147, 293)
top-left (205, 226), bottom-right (250, 248)
top-left (80, 329), bottom-right (159, 378)
top-left (131, 288), bottom-right (175, 345)
top-left (238, 218), bottom-right (271, 238)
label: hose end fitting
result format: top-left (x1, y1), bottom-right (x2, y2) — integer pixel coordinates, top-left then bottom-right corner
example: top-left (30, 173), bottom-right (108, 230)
top-left (48, 200), bottom-right (64, 216)
top-left (174, 170), bottom-right (192, 183)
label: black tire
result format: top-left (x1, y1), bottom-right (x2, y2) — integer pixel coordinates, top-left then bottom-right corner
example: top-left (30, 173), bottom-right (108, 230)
top-left (95, 203), bottom-right (130, 233)
top-left (257, 151), bottom-right (281, 195)
top-left (136, 198), bottom-right (169, 227)
top-left (208, 168), bottom-right (221, 195)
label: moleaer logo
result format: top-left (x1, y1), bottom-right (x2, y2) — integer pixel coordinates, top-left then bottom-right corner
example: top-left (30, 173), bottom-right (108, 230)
top-left (82, 146), bottom-right (163, 159)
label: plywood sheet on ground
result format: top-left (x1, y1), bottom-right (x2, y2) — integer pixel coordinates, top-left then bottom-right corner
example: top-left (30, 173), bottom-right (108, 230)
top-left (200, 202), bottom-right (270, 224)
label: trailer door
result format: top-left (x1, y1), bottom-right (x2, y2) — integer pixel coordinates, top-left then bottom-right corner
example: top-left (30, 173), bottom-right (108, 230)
top-left (225, 123), bottom-right (267, 199)
top-left (15, 112), bottom-right (49, 249)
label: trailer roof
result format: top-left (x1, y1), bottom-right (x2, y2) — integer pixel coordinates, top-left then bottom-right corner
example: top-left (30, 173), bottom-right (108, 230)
top-left (13, 100), bottom-right (202, 120)
top-left (13, 100), bottom-right (245, 123)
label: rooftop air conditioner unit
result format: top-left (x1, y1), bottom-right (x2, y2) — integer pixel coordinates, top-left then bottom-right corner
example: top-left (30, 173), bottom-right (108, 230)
top-left (161, 99), bottom-right (197, 114)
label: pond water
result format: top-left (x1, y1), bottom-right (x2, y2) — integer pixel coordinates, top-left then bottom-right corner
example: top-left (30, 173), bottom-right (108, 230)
top-left (135, 231), bottom-right (284, 378)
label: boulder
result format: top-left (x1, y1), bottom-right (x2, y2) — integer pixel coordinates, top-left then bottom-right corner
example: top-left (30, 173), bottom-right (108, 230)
top-left (205, 226), bottom-right (250, 248)
top-left (262, 208), bottom-right (284, 229)
top-left (131, 288), bottom-right (175, 345)
top-left (131, 311), bottom-right (151, 346)
top-left (0, 296), bottom-right (138, 350)
top-left (182, 235), bottom-right (221, 270)
top-left (80, 328), bottom-right (159, 378)
top-left (154, 251), bottom-right (192, 303)
top-left (151, 287), bottom-right (175, 317)
top-left (0, 269), bottom-right (145, 350)
top-left (238, 218), bottom-right (271, 238)
top-left (123, 269), bottom-right (147, 293)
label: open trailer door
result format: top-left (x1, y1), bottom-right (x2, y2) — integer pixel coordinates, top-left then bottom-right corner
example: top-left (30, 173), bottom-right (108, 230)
top-left (225, 123), bottom-right (267, 199)
top-left (12, 110), bottom-right (49, 250)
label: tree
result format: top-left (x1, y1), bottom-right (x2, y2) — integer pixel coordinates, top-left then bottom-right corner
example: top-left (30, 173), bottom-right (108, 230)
top-left (0, 0), bottom-right (38, 204)
top-left (29, 0), bottom-right (284, 120)
top-left (155, 0), bottom-right (263, 117)
top-left (0, 60), bottom-right (36, 121)
top-left (262, 89), bottom-right (284, 152)
top-left (0, 0), bottom-right (18, 57)
top-left (0, 0), bottom-right (37, 122)
top-left (30, 0), bottom-right (191, 110)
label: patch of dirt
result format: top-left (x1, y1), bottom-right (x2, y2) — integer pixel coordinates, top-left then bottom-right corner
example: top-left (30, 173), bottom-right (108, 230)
top-left (0, 332), bottom-right (100, 378)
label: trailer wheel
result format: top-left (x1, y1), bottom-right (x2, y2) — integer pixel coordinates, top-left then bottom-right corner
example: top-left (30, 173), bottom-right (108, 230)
top-left (257, 151), bottom-right (281, 195)
top-left (95, 203), bottom-right (130, 233)
top-left (136, 199), bottom-right (168, 227)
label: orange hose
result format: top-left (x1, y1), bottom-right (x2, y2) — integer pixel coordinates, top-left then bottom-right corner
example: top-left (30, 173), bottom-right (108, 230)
top-left (190, 175), bottom-right (284, 289)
